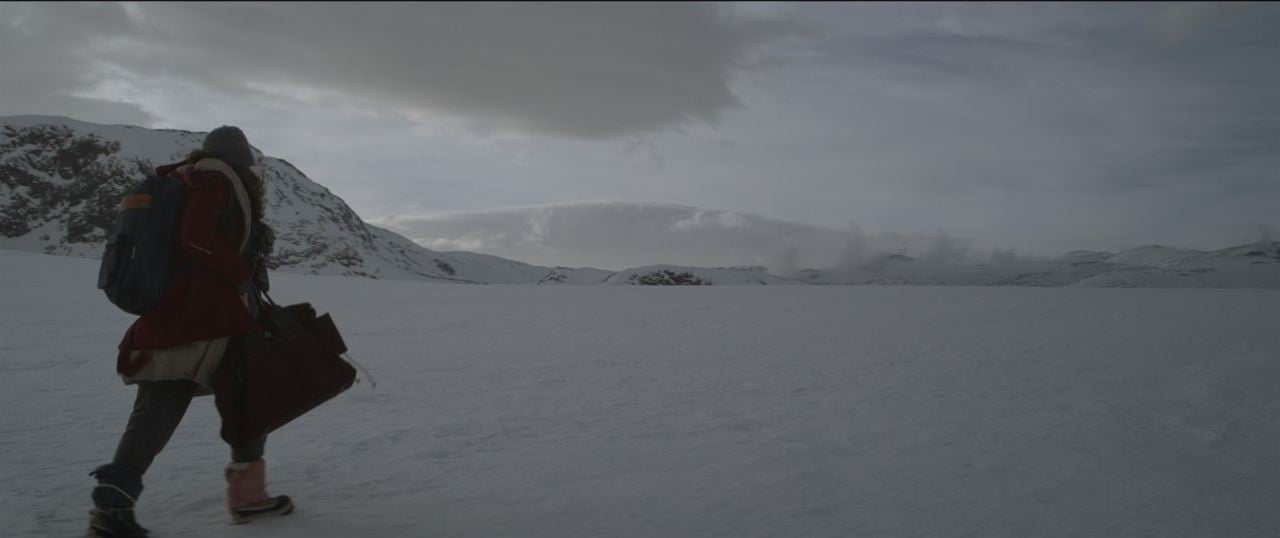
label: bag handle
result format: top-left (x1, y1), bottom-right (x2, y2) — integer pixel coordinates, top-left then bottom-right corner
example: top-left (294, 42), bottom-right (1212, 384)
top-left (254, 289), bottom-right (377, 389)
top-left (260, 289), bottom-right (279, 307)
top-left (343, 353), bottom-right (378, 389)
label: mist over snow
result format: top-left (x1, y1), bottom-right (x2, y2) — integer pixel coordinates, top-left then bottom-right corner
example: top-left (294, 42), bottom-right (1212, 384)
top-left (372, 202), bottom-right (968, 273)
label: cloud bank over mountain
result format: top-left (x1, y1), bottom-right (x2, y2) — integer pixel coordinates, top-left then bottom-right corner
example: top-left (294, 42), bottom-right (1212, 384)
top-left (375, 202), bottom-right (953, 273)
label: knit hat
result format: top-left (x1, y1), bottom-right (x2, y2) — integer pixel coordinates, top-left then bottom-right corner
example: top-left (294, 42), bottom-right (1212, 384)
top-left (201, 125), bottom-right (255, 168)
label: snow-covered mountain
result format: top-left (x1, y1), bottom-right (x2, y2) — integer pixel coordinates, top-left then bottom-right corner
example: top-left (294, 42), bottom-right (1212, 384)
top-left (0, 115), bottom-right (613, 284)
top-left (1072, 241), bottom-right (1280, 288)
top-left (1105, 245), bottom-right (1204, 267)
top-left (1056, 250), bottom-right (1115, 263)
top-left (601, 265), bottom-right (804, 286)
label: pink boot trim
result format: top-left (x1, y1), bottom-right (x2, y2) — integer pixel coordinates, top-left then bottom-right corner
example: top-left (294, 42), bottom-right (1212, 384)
top-left (225, 459), bottom-right (273, 510)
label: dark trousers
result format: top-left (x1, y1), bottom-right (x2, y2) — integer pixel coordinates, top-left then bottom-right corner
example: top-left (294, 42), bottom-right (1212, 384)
top-left (92, 380), bottom-right (267, 509)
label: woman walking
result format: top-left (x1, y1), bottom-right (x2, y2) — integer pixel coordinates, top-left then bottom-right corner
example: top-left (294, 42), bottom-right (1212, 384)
top-left (88, 126), bottom-right (292, 537)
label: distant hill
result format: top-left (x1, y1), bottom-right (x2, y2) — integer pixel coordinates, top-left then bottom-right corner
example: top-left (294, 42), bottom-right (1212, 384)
top-left (1105, 245), bottom-right (1204, 267)
top-left (1073, 242), bottom-right (1280, 288)
top-left (602, 265), bottom-right (804, 286)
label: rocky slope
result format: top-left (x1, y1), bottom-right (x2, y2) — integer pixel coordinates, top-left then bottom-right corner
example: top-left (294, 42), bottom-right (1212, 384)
top-left (602, 265), bottom-right (803, 286)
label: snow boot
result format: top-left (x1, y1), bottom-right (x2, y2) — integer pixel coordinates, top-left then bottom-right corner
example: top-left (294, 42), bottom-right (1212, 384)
top-left (88, 465), bottom-right (149, 537)
top-left (225, 459), bottom-right (294, 524)
top-left (86, 508), bottom-right (149, 537)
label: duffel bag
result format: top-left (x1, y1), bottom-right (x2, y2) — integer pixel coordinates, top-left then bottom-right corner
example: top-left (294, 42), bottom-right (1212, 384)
top-left (214, 299), bottom-right (357, 447)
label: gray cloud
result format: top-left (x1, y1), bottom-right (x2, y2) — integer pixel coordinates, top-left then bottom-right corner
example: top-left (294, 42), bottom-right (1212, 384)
top-left (730, 2), bottom-right (1280, 251)
top-left (1, 2), bottom-right (1275, 261)
top-left (2, 2), bottom-right (792, 138)
top-left (0, 3), bottom-right (154, 124)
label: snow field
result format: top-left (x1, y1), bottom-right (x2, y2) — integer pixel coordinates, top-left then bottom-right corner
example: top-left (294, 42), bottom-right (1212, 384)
top-left (1, 249), bottom-right (1278, 537)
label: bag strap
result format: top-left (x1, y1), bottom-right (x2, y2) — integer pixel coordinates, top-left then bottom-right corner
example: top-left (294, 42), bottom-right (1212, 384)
top-left (192, 158), bottom-right (253, 254)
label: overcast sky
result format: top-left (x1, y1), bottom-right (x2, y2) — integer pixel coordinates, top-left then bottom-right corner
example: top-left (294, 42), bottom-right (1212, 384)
top-left (2, 2), bottom-right (1277, 258)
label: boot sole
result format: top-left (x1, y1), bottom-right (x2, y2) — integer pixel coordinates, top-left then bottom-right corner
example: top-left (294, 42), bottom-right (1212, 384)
top-left (87, 509), bottom-right (149, 537)
top-left (230, 496), bottom-right (294, 525)
top-left (87, 525), bottom-right (148, 537)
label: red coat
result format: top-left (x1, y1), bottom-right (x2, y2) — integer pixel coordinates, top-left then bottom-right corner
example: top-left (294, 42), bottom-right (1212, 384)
top-left (117, 161), bottom-right (260, 376)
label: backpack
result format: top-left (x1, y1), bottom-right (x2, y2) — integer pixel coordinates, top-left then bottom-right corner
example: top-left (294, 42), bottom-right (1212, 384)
top-left (97, 165), bottom-right (241, 315)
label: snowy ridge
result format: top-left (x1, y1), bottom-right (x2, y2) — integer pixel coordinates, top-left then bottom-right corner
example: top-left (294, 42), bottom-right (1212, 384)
top-left (1072, 241), bottom-right (1280, 288)
top-left (602, 264), bottom-right (804, 286)
top-left (1106, 245), bottom-right (1204, 267)
top-left (437, 249), bottom-right (613, 285)
top-left (1056, 250), bottom-right (1115, 263)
